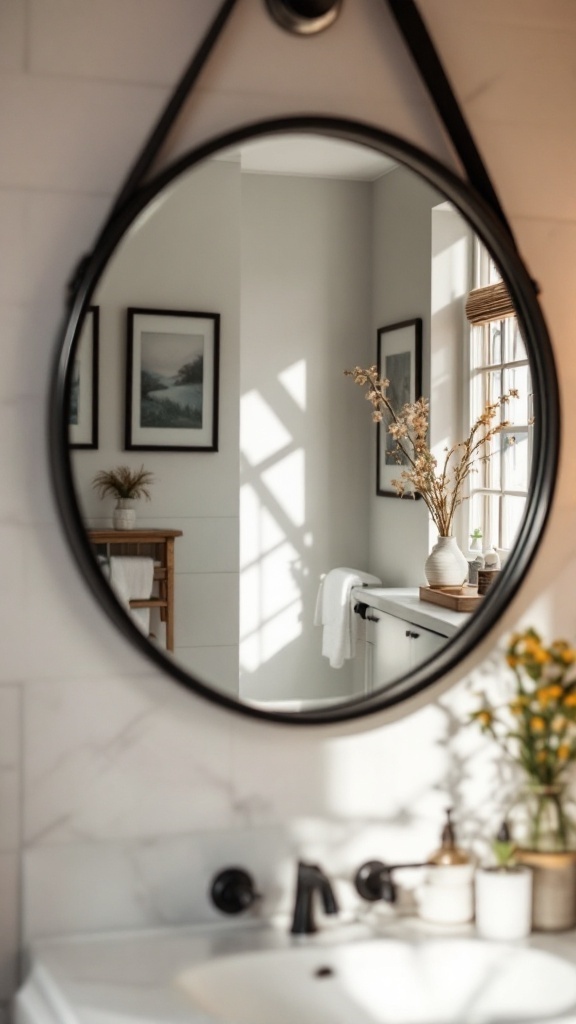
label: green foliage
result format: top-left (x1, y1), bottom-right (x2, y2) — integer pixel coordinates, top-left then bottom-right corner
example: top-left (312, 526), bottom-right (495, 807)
top-left (175, 356), bottom-right (203, 386)
top-left (141, 396), bottom-right (201, 429)
top-left (91, 465), bottom-right (154, 501)
top-left (141, 370), bottom-right (166, 398)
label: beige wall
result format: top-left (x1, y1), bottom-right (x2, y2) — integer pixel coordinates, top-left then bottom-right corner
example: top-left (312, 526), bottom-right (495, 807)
top-left (0, 1), bottom-right (575, 1016)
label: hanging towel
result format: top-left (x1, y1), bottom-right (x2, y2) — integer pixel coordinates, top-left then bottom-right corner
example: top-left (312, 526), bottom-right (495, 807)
top-left (107, 556), bottom-right (155, 636)
top-left (315, 567), bottom-right (382, 668)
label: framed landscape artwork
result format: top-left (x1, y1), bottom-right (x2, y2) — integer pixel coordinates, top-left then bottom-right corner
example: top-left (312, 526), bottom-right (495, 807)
top-left (125, 307), bottom-right (220, 452)
top-left (376, 317), bottom-right (422, 497)
top-left (69, 305), bottom-right (99, 449)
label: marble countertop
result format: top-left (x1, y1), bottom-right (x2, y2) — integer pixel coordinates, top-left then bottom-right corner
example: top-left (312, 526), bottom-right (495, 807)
top-left (14, 914), bottom-right (576, 1024)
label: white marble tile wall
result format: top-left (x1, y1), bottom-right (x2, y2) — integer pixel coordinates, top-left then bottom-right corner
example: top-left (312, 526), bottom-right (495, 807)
top-left (0, 0), bottom-right (575, 1018)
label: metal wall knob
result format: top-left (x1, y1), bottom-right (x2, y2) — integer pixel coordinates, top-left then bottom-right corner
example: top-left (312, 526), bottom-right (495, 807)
top-left (210, 867), bottom-right (259, 914)
top-left (265, 0), bottom-right (342, 35)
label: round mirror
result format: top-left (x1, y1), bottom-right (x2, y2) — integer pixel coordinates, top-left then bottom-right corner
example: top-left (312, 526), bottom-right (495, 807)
top-left (50, 116), bottom-right (559, 724)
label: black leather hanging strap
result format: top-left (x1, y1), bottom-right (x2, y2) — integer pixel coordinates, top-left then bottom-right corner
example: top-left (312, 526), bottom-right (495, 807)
top-left (386, 0), bottom-right (516, 247)
top-left (67, 0), bottom-right (240, 301)
top-left (110, 0), bottom-right (241, 219)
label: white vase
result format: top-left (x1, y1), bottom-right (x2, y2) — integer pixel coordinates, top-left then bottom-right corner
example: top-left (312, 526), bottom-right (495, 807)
top-left (112, 498), bottom-right (136, 530)
top-left (424, 535), bottom-right (469, 588)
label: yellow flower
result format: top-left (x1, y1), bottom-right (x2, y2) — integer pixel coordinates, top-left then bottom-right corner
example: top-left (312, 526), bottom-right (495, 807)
top-left (536, 684), bottom-right (564, 706)
top-left (563, 693), bottom-right (576, 707)
top-left (530, 716), bottom-right (546, 732)
top-left (561, 649), bottom-right (576, 664)
top-left (476, 710), bottom-right (493, 728)
top-left (533, 647), bottom-right (550, 664)
top-left (558, 744), bottom-right (571, 761)
top-left (506, 654), bottom-right (519, 668)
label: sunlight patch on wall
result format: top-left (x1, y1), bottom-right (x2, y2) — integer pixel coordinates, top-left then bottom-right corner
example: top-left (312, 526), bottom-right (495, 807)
top-left (240, 485), bottom-right (286, 570)
top-left (240, 598), bottom-right (302, 673)
top-left (278, 359), bottom-right (307, 411)
top-left (239, 499), bottom-right (304, 673)
top-left (240, 389), bottom-right (292, 464)
top-left (261, 449), bottom-right (305, 528)
top-left (239, 387), bottom-right (306, 674)
top-left (431, 203), bottom-right (468, 316)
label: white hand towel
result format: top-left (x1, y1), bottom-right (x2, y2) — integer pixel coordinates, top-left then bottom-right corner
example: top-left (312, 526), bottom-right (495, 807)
top-left (107, 556), bottom-right (155, 636)
top-left (315, 567), bottom-right (381, 668)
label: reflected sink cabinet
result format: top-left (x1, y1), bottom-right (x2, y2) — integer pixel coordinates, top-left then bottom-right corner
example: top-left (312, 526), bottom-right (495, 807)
top-left (356, 588), bottom-right (471, 689)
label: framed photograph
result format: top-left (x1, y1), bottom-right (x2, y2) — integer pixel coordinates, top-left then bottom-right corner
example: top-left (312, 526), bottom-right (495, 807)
top-left (125, 307), bottom-right (220, 452)
top-left (376, 317), bottom-right (422, 497)
top-left (69, 305), bottom-right (99, 449)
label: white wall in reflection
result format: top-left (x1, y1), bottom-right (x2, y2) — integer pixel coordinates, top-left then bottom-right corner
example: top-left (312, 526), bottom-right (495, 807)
top-left (239, 170), bottom-right (372, 703)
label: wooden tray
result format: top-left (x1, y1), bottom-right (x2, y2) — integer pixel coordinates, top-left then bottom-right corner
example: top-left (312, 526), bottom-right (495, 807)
top-left (419, 585), bottom-right (483, 613)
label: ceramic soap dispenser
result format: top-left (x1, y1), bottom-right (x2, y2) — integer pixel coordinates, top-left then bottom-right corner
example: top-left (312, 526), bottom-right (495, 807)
top-left (416, 809), bottom-right (475, 924)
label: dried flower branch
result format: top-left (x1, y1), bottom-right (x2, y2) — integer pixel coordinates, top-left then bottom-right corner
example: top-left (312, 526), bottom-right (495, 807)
top-left (345, 365), bottom-right (518, 537)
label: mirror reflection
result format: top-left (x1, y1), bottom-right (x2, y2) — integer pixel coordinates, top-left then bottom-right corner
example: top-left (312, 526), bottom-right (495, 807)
top-left (67, 132), bottom-right (532, 713)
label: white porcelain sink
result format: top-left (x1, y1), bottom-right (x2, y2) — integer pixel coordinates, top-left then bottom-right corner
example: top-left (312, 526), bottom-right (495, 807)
top-left (178, 937), bottom-right (576, 1024)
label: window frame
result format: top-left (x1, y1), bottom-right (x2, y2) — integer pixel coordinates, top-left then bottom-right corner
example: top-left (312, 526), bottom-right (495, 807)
top-left (465, 240), bottom-right (532, 557)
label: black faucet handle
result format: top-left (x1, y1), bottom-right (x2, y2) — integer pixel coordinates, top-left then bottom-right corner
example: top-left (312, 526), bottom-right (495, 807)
top-left (355, 859), bottom-right (430, 904)
top-left (210, 867), bottom-right (260, 914)
top-left (354, 859), bottom-right (395, 902)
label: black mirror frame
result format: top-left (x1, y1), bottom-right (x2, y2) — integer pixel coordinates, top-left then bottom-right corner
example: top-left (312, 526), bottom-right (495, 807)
top-left (49, 114), bottom-right (560, 726)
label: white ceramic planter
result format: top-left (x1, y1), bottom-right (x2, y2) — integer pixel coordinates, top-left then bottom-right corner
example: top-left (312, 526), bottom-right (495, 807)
top-left (475, 866), bottom-right (533, 940)
top-left (112, 499), bottom-right (136, 530)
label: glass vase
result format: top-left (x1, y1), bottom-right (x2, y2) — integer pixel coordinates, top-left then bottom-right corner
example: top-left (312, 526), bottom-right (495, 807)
top-left (520, 783), bottom-right (576, 853)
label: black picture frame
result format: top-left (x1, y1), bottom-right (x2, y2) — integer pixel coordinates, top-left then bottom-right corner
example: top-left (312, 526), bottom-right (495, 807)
top-left (69, 305), bottom-right (99, 449)
top-left (376, 317), bottom-right (423, 497)
top-left (125, 307), bottom-right (220, 452)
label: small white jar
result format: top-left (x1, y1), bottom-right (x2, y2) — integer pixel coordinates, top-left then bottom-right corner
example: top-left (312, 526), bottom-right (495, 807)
top-left (475, 866), bottom-right (533, 940)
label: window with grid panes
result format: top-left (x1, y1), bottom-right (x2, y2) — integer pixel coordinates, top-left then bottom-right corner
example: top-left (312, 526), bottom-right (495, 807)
top-left (467, 244), bottom-right (532, 554)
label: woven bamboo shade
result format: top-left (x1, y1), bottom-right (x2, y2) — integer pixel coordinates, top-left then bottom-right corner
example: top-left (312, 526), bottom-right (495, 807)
top-left (465, 280), bottom-right (516, 326)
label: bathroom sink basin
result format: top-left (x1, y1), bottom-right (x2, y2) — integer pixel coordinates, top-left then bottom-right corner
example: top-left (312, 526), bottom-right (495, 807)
top-left (178, 937), bottom-right (576, 1024)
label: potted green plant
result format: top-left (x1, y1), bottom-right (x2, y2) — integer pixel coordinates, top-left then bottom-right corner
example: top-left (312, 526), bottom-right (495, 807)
top-left (92, 465), bottom-right (154, 530)
top-left (470, 527), bottom-right (483, 552)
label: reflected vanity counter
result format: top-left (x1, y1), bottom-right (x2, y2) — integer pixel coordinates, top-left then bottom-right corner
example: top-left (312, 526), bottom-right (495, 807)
top-left (353, 587), bottom-right (472, 690)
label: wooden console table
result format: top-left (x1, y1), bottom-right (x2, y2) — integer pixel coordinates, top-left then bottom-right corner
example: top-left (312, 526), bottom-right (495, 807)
top-left (88, 528), bottom-right (183, 651)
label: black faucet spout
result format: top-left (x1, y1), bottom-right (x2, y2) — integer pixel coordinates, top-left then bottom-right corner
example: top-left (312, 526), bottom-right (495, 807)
top-left (290, 860), bottom-right (339, 934)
